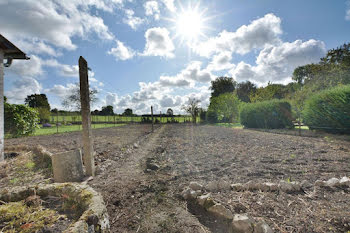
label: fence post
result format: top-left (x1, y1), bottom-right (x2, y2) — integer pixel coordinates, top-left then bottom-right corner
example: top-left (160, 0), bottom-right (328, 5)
top-left (56, 111), bottom-right (59, 133)
top-left (79, 56), bottom-right (95, 176)
top-left (151, 106), bottom-right (154, 132)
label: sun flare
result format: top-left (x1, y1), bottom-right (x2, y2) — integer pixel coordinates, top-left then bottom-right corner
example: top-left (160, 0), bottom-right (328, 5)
top-left (166, 1), bottom-right (211, 46)
top-left (176, 10), bottom-right (203, 42)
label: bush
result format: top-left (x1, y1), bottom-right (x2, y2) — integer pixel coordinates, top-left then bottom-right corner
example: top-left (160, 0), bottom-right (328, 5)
top-left (303, 85), bottom-right (350, 133)
top-left (5, 103), bottom-right (40, 137)
top-left (208, 93), bottom-right (241, 123)
top-left (206, 110), bottom-right (218, 123)
top-left (240, 99), bottom-right (294, 129)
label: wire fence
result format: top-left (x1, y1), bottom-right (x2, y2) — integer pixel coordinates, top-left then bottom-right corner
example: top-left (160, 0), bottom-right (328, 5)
top-left (49, 114), bottom-right (199, 125)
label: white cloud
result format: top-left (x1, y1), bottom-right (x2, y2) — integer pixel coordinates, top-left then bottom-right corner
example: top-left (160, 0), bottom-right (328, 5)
top-left (44, 59), bottom-right (96, 78)
top-left (159, 61), bottom-right (213, 87)
top-left (229, 39), bottom-right (326, 85)
top-left (161, 0), bottom-right (176, 12)
top-left (207, 52), bottom-right (235, 71)
top-left (14, 39), bottom-right (59, 57)
top-left (142, 27), bottom-right (175, 58)
top-left (346, 1), bottom-right (350, 20)
top-left (6, 55), bottom-right (43, 77)
top-left (108, 40), bottom-right (135, 60)
top-left (45, 83), bottom-right (77, 98)
top-left (193, 13), bottom-right (282, 57)
top-left (144, 1), bottom-right (160, 20)
top-left (0, 0), bottom-right (115, 51)
top-left (160, 95), bottom-right (182, 107)
top-left (123, 9), bottom-right (145, 30)
top-left (5, 77), bottom-right (42, 104)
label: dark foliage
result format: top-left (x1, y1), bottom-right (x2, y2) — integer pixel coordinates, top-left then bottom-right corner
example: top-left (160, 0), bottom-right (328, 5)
top-left (240, 100), bottom-right (294, 129)
top-left (303, 85), bottom-right (350, 133)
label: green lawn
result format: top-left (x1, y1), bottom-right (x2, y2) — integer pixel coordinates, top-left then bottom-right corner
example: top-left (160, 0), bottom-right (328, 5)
top-left (50, 115), bottom-right (197, 124)
top-left (34, 123), bottom-right (125, 136)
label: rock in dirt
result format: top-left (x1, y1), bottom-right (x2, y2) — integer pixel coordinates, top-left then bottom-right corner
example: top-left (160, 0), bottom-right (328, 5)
top-left (196, 193), bottom-right (211, 206)
top-left (231, 183), bottom-right (243, 192)
top-left (181, 188), bottom-right (201, 200)
top-left (206, 181), bottom-right (219, 192)
top-left (254, 221), bottom-right (274, 233)
top-left (147, 163), bottom-right (160, 170)
top-left (231, 214), bottom-right (255, 233)
top-left (279, 181), bottom-right (301, 193)
top-left (315, 180), bottom-right (326, 187)
top-left (325, 178), bottom-right (339, 187)
top-left (189, 181), bottom-right (203, 191)
top-left (301, 180), bottom-right (313, 189)
top-left (208, 203), bottom-right (233, 220)
top-left (339, 177), bottom-right (350, 187)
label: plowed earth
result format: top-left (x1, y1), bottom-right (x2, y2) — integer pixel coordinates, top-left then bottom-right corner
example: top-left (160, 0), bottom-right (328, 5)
top-left (4, 124), bottom-right (350, 233)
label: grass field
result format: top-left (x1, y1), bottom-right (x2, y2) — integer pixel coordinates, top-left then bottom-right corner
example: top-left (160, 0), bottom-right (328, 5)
top-left (34, 123), bottom-right (125, 136)
top-left (50, 115), bottom-right (196, 124)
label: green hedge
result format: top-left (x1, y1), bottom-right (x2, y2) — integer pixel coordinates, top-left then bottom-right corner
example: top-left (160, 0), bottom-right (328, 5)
top-left (240, 100), bottom-right (294, 129)
top-left (303, 85), bottom-right (350, 133)
top-left (5, 103), bottom-right (40, 137)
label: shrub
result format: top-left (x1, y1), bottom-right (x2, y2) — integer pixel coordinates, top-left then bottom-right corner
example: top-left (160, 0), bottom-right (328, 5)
top-left (5, 103), bottom-right (40, 137)
top-left (208, 93), bottom-right (241, 123)
top-left (206, 110), bottom-right (218, 123)
top-left (302, 85), bottom-right (350, 133)
top-left (240, 99), bottom-right (294, 129)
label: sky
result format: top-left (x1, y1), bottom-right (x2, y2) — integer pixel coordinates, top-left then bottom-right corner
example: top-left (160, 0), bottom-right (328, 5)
top-left (1, 0), bottom-right (350, 114)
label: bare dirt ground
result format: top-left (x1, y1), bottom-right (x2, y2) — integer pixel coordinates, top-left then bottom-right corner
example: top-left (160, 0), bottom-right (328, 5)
top-left (3, 124), bottom-right (350, 232)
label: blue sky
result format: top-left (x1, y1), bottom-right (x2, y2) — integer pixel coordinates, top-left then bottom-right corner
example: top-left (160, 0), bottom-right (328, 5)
top-left (1, 0), bottom-right (350, 114)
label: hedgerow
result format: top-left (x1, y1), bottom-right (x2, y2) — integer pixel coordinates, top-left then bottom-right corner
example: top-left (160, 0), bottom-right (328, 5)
top-left (303, 85), bottom-right (350, 133)
top-left (240, 99), bottom-right (294, 129)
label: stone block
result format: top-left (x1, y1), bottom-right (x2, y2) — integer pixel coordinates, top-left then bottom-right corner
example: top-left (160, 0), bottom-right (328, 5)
top-left (52, 149), bottom-right (84, 183)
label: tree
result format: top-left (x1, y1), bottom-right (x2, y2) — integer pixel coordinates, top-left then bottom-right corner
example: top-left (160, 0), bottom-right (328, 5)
top-left (25, 94), bottom-right (50, 110)
top-left (210, 77), bottom-right (237, 99)
top-left (208, 93), bottom-right (241, 123)
top-left (166, 108), bottom-right (174, 116)
top-left (320, 42), bottom-right (350, 66)
top-left (235, 81), bottom-right (257, 103)
top-left (25, 94), bottom-right (51, 123)
top-left (123, 108), bottom-right (133, 116)
top-left (182, 98), bottom-right (200, 123)
top-left (100, 105), bottom-right (114, 116)
top-left (250, 83), bottom-right (289, 103)
top-left (62, 83), bottom-right (98, 110)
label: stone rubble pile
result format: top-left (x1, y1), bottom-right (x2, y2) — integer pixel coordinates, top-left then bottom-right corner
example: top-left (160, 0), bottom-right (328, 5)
top-left (181, 182), bottom-right (273, 233)
top-left (315, 176), bottom-right (350, 188)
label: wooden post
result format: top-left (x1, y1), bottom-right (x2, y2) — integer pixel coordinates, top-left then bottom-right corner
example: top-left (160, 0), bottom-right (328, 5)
top-left (0, 50), bottom-right (4, 161)
top-left (56, 111), bottom-right (59, 133)
top-left (160, 111), bottom-right (162, 124)
top-left (151, 106), bottom-right (154, 132)
top-left (79, 56), bottom-right (95, 176)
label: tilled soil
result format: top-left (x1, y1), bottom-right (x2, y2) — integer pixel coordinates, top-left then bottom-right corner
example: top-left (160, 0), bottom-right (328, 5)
top-left (4, 124), bottom-right (350, 232)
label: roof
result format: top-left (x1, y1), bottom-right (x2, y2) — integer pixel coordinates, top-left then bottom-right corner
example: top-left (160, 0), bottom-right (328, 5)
top-left (0, 34), bottom-right (29, 60)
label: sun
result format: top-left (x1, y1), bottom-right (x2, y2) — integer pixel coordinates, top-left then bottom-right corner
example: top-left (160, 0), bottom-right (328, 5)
top-left (176, 10), bottom-right (204, 43)
top-left (166, 1), bottom-right (211, 45)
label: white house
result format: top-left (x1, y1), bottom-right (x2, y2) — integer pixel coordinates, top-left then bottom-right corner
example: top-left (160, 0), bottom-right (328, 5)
top-left (0, 34), bottom-right (29, 161)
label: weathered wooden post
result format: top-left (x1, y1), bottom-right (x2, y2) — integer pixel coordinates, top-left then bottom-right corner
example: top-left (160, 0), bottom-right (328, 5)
top-left (56, 111), bottom-right (59, 133)
top-left (151, 106), bottom-right (154, 132)
top-left (79, 56), bottom-right (95, 176)
top-left (160, 111), bottom-right (162, 124)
